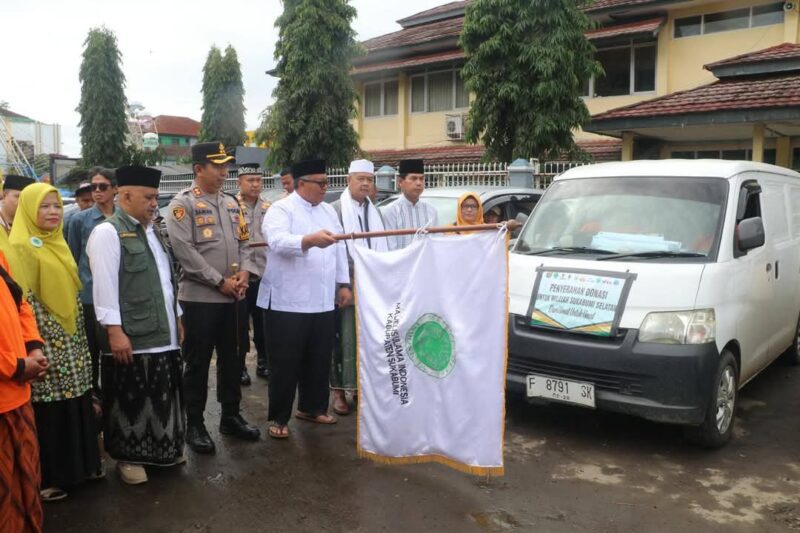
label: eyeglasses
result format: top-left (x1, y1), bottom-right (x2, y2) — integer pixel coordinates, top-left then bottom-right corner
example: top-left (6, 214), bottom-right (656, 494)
top-left (91, 183), bottom-right (111, 192)
top-left (461, 204), bottom-right (479, 211)
top-left (299, 178), bottom-right (329, 188)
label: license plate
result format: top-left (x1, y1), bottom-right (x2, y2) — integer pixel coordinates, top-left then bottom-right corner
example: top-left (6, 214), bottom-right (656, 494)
top-left (526, 374), bottom-right (596, 408)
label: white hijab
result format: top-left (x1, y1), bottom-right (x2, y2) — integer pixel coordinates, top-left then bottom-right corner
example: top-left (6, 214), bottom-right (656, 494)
top-left (340, 186), bottom-right (389, 253)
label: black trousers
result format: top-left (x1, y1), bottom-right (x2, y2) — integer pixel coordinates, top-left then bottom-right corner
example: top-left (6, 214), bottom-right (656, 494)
top-left (265, 309), bottom-right (335, 425)
top-left (181, 300), bottom-right (246, 426)
top-left (240, 280), bottom-right (267, 370)
top-left (82, 304), bottom-right (101, 394)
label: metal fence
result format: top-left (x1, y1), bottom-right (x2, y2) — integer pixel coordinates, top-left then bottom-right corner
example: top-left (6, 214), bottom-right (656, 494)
top-left (157, 159), bottom-right (588, 194)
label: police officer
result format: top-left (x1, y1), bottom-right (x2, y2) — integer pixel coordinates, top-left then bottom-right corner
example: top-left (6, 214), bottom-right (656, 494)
top-left (165, 142), bottom-right (260, 453)
top-left (235, 163), bottom-right (270, 383)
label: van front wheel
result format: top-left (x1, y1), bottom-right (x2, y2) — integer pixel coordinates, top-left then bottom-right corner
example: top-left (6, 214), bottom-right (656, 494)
top-left (684, 351), bottom-right (738, 448)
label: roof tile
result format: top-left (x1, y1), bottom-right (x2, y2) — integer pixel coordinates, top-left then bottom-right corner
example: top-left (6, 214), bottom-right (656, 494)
top-left (704, 42), bottom-right (800, 70)
top-left (353, 50), bottom-right (464, 76)
top-left (583, 0), bottom-right (661, 13)
top-left (360, 16), bottom-right (464, 53)
top-left (366, 139), bottom-right (621, 166)
top-left (586, 17), bottom-right (664, 41)
top-left (145, 115), bottom-right (200, 138)
top-left (591, 73), bottom-right (800, 121)
top-left (397, 1), bottom-right (468, 27)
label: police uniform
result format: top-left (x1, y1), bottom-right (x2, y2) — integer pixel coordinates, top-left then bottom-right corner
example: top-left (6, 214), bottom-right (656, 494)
top-left (165, 142), bottom-right (260, 453)
top-left (235, 163), bottom-right (271, 382)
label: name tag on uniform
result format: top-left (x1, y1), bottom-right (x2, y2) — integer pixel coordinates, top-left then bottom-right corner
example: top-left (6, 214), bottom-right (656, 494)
top-left (119, 231), bottom-right (138, 238)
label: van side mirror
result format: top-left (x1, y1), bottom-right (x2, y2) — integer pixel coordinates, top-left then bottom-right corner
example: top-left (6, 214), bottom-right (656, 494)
top-left (738, 217), bottom-right (765, 251)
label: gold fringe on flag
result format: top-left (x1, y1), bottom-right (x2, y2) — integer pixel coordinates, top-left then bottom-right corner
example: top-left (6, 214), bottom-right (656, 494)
top-left (356, 448), bottom-right (505, 477)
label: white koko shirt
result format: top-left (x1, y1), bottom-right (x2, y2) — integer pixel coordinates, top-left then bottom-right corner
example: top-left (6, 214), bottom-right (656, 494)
top-left (257, 192), bottom-right (349, 314)
top-left (87, 213), bottom-right (181, 353)
top-left (381, 194), bottom-right (439, 250)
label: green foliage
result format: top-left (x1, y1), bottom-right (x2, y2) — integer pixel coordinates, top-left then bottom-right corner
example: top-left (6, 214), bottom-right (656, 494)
top-left (268, 0), bottom-right (361, 168)
top-left (253, 106), bottom-right (274, 149)
top-left (125, 144), bottom-right (166, 166)
top-left (460, 0), bottom-right (601, 162)
top-left (77, 27), bottom-right (129, 167)
top-left (199, 45), bottom-right (247, 147)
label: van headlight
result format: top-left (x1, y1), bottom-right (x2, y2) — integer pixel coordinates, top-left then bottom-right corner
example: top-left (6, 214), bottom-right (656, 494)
top-left (638, 309), bottom-right (716, 344)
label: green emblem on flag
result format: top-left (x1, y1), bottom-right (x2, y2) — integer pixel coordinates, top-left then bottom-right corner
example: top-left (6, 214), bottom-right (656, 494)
top-left (405, 313), bottom-right (455, 378)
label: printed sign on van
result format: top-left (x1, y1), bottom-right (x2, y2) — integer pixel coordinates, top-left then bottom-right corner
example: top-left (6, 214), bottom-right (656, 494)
top-left (527, 268), bottom-right (636, 337)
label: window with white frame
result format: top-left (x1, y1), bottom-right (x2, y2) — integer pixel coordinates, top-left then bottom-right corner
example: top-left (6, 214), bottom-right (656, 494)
top-left (410, 68), bottom-right (470, 113)
top-left (363, 79), bottom-right (399, 118)
top-left (674, 3), bottom-right (784, 38)
top-left (584, 41), bottom-right (656, 97)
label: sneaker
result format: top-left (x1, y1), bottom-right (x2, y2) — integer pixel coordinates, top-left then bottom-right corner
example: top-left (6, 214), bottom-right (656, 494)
top-left (117, 462), bottom-right (148, 485)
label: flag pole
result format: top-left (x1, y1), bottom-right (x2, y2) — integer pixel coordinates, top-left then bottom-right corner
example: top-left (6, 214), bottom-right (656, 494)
top-left (248, 220), bottom-right (520, 248)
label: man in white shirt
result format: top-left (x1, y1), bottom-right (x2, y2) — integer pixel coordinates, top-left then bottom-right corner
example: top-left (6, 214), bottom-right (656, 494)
top-left (329, 159), bottom-right (389, 415)
top-left (381, 159), bottom-right (439, 249)
top-left (86, 165), bottom-right (185, 485)
top-left (257, 159), bottom-right (352, 439)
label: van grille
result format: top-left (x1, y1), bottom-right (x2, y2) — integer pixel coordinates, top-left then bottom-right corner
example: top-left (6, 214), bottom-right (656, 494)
top-left (508, 355), bottom-right (645, 396)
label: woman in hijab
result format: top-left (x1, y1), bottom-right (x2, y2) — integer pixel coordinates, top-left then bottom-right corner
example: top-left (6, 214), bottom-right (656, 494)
top-left (454, 192), bottom-right (484, 232)
top-left (9, 183), bottom-right (101, 502)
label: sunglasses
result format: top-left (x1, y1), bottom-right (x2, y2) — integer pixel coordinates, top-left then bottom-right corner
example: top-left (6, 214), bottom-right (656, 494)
top-left (91, 183), bottom-right (111, 192)
top-left (299, 178), bottom-right (329, 188)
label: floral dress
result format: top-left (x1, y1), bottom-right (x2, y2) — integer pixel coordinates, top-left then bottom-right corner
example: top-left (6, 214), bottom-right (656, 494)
top-left (28, 294), bottom-right (92, 403)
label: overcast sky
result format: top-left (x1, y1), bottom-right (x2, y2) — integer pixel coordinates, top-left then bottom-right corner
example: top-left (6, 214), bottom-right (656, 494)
top-left (2, 0), bottom-right (446, 158)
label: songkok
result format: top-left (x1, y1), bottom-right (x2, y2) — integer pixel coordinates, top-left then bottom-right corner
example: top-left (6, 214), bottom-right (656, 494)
top-left (348, 159), bottom-right (374, 175)
top-left (116, 165), bottom-right (162, 189)
top-left (398, 159), bottom-right (424, 176)
top-left (238, 163), bottom-right (261, 177)
top-left (192, 142), bottom-right (235, 164)
top-left (291, 159), bottom-right (326, 179)
top-left (2, 174), bottom-right (36, 191)
top-left (75, 182), bottom-right (93, 195)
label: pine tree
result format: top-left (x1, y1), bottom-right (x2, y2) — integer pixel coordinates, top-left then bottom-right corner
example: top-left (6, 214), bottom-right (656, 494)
top-left (199, 46), bottom-right (224, 143)
top-left (268, 0), bottom-right (361, 168)
top-left (460, 0), bottom-right (601, 162)
top-left (199, 46), bottom-right (247, 147)
top-left (77, 27), bottom-right (128, 167)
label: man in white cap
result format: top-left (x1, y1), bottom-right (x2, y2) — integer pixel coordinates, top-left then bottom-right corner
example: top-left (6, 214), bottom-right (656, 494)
top-left (329, 159), bottom-right (389, 414)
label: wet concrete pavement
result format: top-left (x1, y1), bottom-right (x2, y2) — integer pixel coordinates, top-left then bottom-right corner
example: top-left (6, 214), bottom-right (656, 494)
top-left (46, 355), bottom-right (800, 532)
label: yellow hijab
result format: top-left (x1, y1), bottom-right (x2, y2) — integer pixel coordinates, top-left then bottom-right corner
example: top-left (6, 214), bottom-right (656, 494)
top-left (455, 192), bottom-right (485, 233)
top-left (9, 183), bottom-right (81, 335)
top-left (0, 224), bottom-right (27, 290)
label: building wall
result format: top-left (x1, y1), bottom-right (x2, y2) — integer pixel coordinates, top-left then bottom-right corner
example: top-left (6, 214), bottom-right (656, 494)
top-left (3, 118), bottom-right (62, 155)
top-left (356, 70), bottom-right (472, 152)
top-left (158, 134), bottom-right (195, 147)
top-left (356, 0), bottom-right (798, 153)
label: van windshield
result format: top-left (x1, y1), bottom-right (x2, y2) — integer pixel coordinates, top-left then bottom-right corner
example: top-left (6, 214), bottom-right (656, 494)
top-left (514, 177), bottom-right (728, 261)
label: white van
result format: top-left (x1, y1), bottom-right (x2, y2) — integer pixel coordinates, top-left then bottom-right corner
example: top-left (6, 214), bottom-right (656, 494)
top-left (508, 160), bottom-right (800, 447)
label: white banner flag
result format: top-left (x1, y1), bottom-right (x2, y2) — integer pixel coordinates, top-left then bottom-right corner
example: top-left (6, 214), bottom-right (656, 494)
top-left (352, 230), bottom-right (508, 476)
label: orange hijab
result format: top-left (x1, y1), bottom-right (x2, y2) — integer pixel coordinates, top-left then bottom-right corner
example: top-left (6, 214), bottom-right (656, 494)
top-left (455, 192), bottom-right (484, 233)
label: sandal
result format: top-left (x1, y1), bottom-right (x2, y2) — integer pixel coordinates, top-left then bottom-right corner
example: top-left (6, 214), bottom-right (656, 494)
top-left (333, 400), bottom-right (350, 416)
top-left (268, 423), bottom-right (289, 439)
top-left (295, 411), bottom-right (337, 425)
top-left (40, 487), bottom-right (68, 502)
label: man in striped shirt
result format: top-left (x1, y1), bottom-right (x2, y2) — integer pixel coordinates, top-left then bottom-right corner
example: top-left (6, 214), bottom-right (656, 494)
top-left (381, 159), bottom-right (439, 250)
